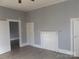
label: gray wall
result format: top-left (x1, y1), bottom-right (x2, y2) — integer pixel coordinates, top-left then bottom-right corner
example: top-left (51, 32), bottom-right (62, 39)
top-left (0, 6), bottom-right (26, 44)
top-left (26, 0), bottom-right (79, 51)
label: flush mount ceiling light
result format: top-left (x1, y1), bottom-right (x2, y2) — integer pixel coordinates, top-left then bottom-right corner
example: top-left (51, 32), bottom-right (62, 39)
top-left (31, 0), bottom-right (35, 2)
top-left (18, 0), bottom-right (22, 4)
top-left (18, 0), bottom-right (35, 4)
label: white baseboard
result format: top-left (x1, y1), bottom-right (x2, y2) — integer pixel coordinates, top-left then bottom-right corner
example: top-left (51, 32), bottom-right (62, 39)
top-left (57, 49), bottom-right (73, 55)
top-left (0, 49), bottom-right (10, 54)
top-left (20, 42), bottom-right (73, 56)
top-left (31, 44), bottom-right (41, 48)
top-left (31, 44), bottom-right (57, 52)
top-left (30, 44), bottom-right (73, 56)
top-left (20, 43), bottom-right (29, 47)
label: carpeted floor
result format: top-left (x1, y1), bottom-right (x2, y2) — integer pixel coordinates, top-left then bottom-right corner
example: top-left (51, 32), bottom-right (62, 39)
top-left (0, 46), bottom-right (78, 59)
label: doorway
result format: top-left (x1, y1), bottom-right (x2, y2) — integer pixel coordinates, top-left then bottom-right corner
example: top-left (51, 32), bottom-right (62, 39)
top-left (71, 18), bottom-right (79, 57)
top-left (8, 20), bottom-right (21, 51)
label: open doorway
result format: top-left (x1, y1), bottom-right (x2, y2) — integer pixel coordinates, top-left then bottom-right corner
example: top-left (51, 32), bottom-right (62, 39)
top-left (8, 20), bottom-right (21, 51)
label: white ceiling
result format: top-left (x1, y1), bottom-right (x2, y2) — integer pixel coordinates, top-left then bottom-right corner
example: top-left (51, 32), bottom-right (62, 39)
top-left (0, 0), bottom-right (66, 12)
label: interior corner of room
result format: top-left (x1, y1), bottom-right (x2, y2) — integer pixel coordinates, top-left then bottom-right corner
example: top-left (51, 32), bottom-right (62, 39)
top-left (0, 0), bottom-right (79, 58)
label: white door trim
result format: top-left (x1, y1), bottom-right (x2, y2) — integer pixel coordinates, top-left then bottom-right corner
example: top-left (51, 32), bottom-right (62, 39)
top-left (7, 19), bottom-right (22, 47)
top-left (70, 19), bottom-right (74, 55)
top-left (70, 18), bottom-right (79, 56)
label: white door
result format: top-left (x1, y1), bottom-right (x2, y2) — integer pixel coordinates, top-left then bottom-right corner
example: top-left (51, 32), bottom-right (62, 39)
top-left (40, 32), bottom-right (58, 51)
top-left (72, 19), bottom-right (79, 57)
top-left (0, 20), bottom-right (10, 54)
top-left (26, 23), bottom-right (34, 45)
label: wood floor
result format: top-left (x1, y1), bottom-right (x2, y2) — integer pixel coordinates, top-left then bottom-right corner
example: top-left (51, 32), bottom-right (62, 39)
top-left (0, 46), bottom-right (78, 59)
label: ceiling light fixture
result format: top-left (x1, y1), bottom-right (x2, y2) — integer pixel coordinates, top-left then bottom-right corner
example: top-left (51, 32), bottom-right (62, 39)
top-left (31, 0), bottom-right (35, 2)
top-left (18, 0), bottom-right (22, 4)
top-left (18, 0), bottom-right (35, 4)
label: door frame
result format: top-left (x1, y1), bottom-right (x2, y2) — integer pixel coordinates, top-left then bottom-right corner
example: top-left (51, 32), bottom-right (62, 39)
top-left (70, 18), bottom-right (79, 56)
top-left (7, 19), bottom-right (22, 48)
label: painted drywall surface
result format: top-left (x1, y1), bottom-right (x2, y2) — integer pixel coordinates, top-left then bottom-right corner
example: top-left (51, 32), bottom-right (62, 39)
top-left (26, 0), bottom-right (79, 51)
top-left (0, 6), bottom-right (26, 44)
